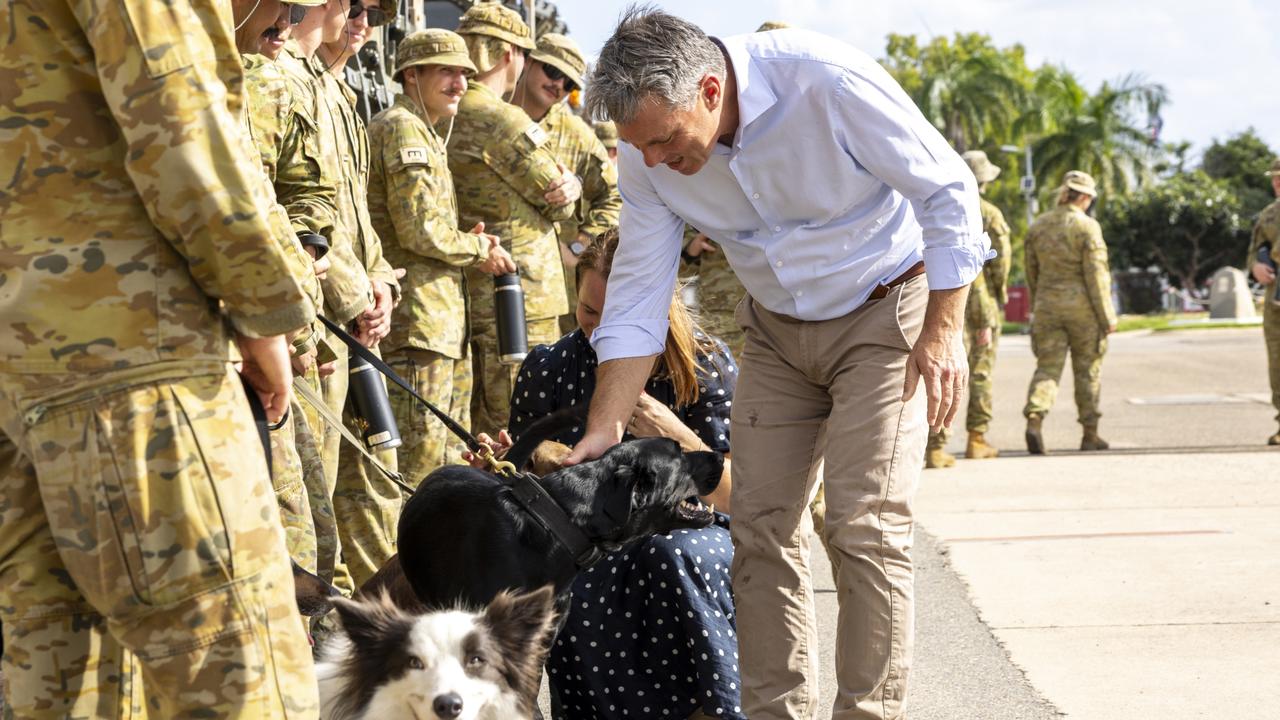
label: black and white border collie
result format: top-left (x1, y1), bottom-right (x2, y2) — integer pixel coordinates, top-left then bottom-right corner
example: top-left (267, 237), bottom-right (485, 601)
top-left (316, 586), bottom-right (557, 720)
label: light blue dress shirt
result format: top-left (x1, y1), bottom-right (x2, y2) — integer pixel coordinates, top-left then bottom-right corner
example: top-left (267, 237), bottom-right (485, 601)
top-left (592, 29), bottom-right (992, 363)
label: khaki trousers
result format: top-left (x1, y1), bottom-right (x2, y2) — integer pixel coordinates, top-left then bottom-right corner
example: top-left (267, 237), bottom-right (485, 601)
top-left (730, 276), bottom-right (928, 720)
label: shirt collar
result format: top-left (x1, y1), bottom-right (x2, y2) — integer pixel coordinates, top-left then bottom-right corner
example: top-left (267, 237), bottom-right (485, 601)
top-left (716, 35), bottom-right (778, 146)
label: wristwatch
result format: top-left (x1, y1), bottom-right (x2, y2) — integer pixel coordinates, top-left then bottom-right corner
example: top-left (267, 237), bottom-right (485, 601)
top-left (569, 240), bottom-right (586, 256)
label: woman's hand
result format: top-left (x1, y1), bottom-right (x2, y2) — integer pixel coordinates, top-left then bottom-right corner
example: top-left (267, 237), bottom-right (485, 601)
top-left (628, 392), bottom-right (704, 452)
top-left (461, 430), bottom-right (513, 470)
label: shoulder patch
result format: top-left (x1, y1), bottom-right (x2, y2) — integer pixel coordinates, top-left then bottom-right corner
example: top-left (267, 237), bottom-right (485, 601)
top-left (399, 146), bottom-right (431, 167)
top-left (524, 123), bottom-right (549, 147)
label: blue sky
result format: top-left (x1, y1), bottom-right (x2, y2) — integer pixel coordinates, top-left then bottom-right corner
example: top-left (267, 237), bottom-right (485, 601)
top-left (553, 0), bottom-right (1280, 160)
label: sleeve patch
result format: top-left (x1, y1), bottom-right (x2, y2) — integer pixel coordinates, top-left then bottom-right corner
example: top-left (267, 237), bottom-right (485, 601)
top-left (399, 146), bottom-right (430, 166)
top-left (524, 123), bottom-right (549, 147)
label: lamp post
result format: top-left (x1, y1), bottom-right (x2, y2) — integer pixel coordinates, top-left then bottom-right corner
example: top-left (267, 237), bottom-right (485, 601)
top-left (1001, 143), bottom-right (1037, 228)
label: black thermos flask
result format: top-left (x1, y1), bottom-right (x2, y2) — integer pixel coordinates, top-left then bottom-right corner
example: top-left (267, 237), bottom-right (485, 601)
top-left (494, 271), bottom-right (528, 365)
top-left (348, 352), bottom-right (402, 450)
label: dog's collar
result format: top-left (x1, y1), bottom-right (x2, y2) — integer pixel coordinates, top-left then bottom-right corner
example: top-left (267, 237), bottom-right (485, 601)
top-left (507, 473), bottom-right (606, 569)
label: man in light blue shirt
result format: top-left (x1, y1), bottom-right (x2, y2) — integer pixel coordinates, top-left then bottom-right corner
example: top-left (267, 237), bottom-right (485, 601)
top-left (565, 9), bottom-right (989, 719)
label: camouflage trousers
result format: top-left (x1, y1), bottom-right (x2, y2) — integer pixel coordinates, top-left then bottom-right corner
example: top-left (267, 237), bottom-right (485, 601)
top-left (1023, 312), bottom-right (1108, 425)
top-left (696, 252), bottom-right (747, 359)
top-left (268, 397), bottom-right (320, 575)
top-left (333, 383), bottom-right (401, 592)
top-left (0, 363), bottom-right (318, 718)
top-left (470, 317), bottom-right (562, 438)
top-left (1264, 294), bottom-right (1280, 427)
top-left (386, 347), bottom-right (472, 489)
top-left (928, 324), bottom-right (1000, 449)
top-left (298, 359), bottom-right (343, 589)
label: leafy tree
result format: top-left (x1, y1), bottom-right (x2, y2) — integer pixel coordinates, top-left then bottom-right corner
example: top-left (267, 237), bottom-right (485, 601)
top-left (1201, 128), bottom-right (1275, 217)
top-left (1101, 171), bottom-right (1249, 290)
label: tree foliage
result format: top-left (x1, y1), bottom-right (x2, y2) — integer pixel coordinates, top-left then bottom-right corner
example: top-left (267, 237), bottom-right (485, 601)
top-left (1201, 128), bottom-right (1275, 218)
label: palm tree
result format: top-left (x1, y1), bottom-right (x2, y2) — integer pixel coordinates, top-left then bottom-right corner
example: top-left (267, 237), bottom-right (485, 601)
top-left (1026, 72), bottom-right (1168, 201)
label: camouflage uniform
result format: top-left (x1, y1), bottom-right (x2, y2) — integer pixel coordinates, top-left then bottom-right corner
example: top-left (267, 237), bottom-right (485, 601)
top-left (370, 30), bottom-right (485, 501)
top-left (689, 238), bottom-right (749, 357)
top-left (594, 120), bottom-right (619, 155)
top-left (1247, 195), bottom-right (1280, 439)
top-left (317, 56), bottom-right (404, 592)
top-left (528, 34), bottom-right (622, 333)
top-left (1023, 203), bottom-right (1117, 425)
top-left (0, 1), bottom-right (318, 715)
top-left (451, 6), bottom-right (575, 437)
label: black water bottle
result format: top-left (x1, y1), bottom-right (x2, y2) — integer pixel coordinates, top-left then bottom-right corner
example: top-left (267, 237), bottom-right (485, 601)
top-left (494, 272), bottom-right (529, 365)
top-left (348, 352), bottom-right (402, 450)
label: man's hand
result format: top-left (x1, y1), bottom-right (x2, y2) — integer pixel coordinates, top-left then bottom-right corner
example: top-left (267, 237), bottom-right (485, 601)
top-left (473, 223), bottom-right (516, 276)
top-left (628, 392), bottom-right (704, 451)
top-left (290, 345), bottom-right (317, 376)
top-left (356, 280), bottom-right (394, 348)
top-left (902, 286), bottom-right (969, 432)
top-left (304, 244), bottom-right (330, 280)
top-left (1252, 261), bottom-right (1276, 285)
top-left (684, 233), bottom-right (717, 258)
top-left (544, 163), bottom-right (582, 207)
top-left (236, 334), bottom-right (293, 424)
top-left (975, 326), bottom-right (993, 347)
top-left (1104, 323), bottom-right (1117, 335)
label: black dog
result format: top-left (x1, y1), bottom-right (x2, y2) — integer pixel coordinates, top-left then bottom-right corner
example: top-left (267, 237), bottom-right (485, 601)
top-left (364, 411), bottom-right (723, 619)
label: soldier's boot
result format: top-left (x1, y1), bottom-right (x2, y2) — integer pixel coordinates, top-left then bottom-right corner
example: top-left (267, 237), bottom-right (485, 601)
top-left (1268, 430), bottom-right (1280, 446)
top-left (1080, 425), bottom-right (1110, 451)
top-left (965, 432), bottom-right (1000, 459)
top-left (925, 447), bottom-right (956, 469)
top-left (1025, 414), bottom-right (1046, 455)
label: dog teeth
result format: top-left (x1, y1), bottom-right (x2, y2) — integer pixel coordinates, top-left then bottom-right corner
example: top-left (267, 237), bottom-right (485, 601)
top-left (707, 503), bottom-right (715, 513)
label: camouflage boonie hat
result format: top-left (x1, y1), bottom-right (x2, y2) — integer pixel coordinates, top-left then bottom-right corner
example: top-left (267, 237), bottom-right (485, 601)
top-left (395, 29), bottom-right (477, 80)
top-left (756, 20), bottom-right (792, 31)
top-left (456, 2), bottom-right (535, 51)
top-left (594, 121), bottom-right (618, 149)
top-left (530, 33), bottom-right (585, 88)
top-left (1265, 158), bottom-right (1280, 177)
top-left (962, 150), bottom-right (1001, 183)
top-left (1058, 170), bottom-right (1098, 197)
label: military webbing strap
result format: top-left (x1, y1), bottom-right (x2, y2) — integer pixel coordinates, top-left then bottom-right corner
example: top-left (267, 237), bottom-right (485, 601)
top-left (290, 376), bottom-right (418, 496)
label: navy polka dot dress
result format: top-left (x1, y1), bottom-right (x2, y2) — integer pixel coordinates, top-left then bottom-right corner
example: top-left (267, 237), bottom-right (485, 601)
top-left (509, 329), bottom-right (744, 720)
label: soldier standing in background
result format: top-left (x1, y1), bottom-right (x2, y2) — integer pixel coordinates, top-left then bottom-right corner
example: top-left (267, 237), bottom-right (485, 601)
top-left (1023, 171), bottom-right (1118, 454)
top-left (235, 0), bottom-right (331, 577)
top-left (316, 0), bottom-right (407, 591)
top-left (1247, 158), bottom-right (1280, 446)
top-left (449, 3), bottom-right (580, 437)
top-left (367, 30), bottom-right (515, 497)
top-left (0, 1), bottom-right (318, 715)
top-left (595, 120), bottom-right (620, 165)
top-left (510, 32), bottom-right (622, 336)
top-left (926, 150), bottom-right (1011, 467)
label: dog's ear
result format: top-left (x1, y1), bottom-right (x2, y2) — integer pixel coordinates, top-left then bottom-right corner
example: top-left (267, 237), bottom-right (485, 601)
top-left (331, 591), bottom-right (412, 649)
top-left (580, 464), bottom-right (634, 539)
top-left (482, 585), bottom-right (558, 659)
top-left (292, 560), bottom-right (341, 617)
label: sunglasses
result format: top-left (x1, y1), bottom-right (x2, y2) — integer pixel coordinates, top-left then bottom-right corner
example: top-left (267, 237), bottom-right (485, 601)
top-left (348, 2), bottom-right (389, 27)
top-left (540, 62), bottom-right (578, 93)
top-left (285, 3), bottom-right (307, 25)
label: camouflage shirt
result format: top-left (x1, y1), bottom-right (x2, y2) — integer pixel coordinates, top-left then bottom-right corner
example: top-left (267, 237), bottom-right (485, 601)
top-left (1025, 205), bottom-right (1117, 329)
top-left (448, 82), bottom-right (575, 323)
top-left (317, 65), bottom-right (398, 296)
top-left (0, 0), bottom-right (313, 374)
top-left (965, 198), bottom-right (1012, 330)
top-left (540, 102), bottom-right (621, 245)
top-left (1248, 198), bottom-right (1280, 275)
top-left (277, 42), bottom-right (373, 324)
top-left (368, 95), bottom-right (488, 358)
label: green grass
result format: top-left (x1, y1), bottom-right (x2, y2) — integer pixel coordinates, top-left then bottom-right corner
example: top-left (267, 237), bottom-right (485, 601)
top-left (1001, 311), bottom-right (1261, 336)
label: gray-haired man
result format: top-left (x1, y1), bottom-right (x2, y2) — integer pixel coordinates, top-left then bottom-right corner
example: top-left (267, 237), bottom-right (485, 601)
top-left (564, 8), bottom-right (990, 720)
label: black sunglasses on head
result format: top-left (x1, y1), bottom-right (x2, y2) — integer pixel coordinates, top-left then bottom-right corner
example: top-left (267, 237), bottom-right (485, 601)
top-left (286, 3), bottom-right (307, 25)
top-left (540, 62), bottom-right (578, 93)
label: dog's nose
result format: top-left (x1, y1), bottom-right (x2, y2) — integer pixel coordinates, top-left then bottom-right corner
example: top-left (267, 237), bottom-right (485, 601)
top-left (433, 692), bottom-right (464, 719)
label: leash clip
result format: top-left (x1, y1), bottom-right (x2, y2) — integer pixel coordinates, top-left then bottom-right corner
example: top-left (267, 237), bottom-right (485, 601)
top-left (475, 443), bottom-right (518, 478)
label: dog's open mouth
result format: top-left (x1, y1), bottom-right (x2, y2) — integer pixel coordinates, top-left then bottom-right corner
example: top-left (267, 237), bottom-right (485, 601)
top-left (676, 496), bottom-right (715, 525)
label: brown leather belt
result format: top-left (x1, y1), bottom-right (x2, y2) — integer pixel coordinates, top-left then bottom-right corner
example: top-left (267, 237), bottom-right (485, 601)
top-left (868, 261), bottom-right (926, 300)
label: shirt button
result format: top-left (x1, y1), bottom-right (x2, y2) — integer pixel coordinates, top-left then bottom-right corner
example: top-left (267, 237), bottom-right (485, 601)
top-left (752, 192), bottom-right (761, 200)
top-left (775, 260), bottom-right (784, 268)
top-left (774, 226), bottom-right (782, 232)
top-left (796, 290), bottom-right (804, 297)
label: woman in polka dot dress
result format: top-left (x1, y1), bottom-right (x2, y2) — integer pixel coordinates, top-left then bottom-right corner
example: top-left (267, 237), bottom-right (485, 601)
top-left (507, 230), bottom-right (744, 720)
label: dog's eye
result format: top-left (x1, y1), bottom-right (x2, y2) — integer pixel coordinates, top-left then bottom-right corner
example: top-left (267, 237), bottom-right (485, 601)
top-left (407, 656), bottom-right (424, 670)
top-left (467, 654), bottom-right (486, 668)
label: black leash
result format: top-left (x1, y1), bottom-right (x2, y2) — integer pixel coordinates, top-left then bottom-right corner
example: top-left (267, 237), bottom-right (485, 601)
top-left (317, 316), bottom-right (606, 567)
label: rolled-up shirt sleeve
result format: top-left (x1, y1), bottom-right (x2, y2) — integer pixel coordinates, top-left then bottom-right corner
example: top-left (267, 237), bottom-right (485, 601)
top-left (832, 65), bottom-right (991, 290)
top-left (590, 143), bottom-right (686, 363)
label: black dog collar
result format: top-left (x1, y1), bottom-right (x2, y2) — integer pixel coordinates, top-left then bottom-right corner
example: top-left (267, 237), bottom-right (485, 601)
top-left (507, 473), bottom-right (605, 569)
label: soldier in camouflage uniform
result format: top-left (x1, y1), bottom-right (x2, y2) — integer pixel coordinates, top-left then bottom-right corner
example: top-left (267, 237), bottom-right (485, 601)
top-left (370, 30), bottom-right (517, 488)
top-left (926, 151), bottom-right (1011, 467)
top-left (0, 1), bottom-right (319, 715)
top-left (595, 120), bottom-right (620, 165)
top-left (316, 0), bottom-right (407, 591)
top-left (511, 33), bottom-right (623, 336)
top-left (450, 3), bottom-right (580, 437)
top-left (1023, 171), bottom-right (1118, 454)
top-left (1247, 158), bottom-right (1280, 446)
